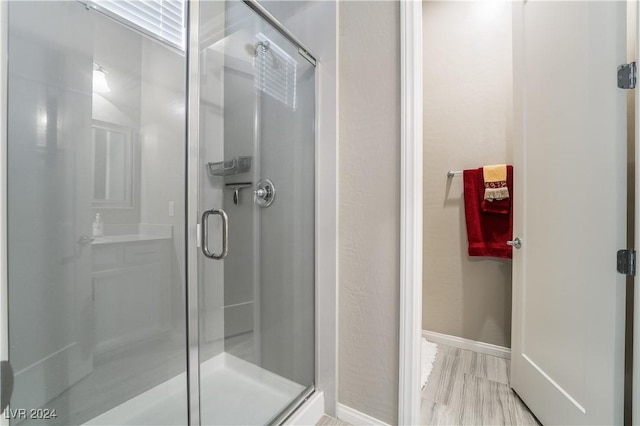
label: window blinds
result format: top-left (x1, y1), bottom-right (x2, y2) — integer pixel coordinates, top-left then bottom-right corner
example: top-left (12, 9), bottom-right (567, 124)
top-left (254, 34), bottom-right (297, 110)
top-left (91, 0), bottom-right (185, 50)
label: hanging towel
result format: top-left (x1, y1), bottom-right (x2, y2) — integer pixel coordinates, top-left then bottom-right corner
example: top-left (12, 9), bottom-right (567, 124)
top-left (483, 164), bottom-right (509, 201)
top-left (481, 165), bottom-right (513, 215)
top-left (464, 166), bottom-right (513, 259)
top-left (481, 196), bottom-right (510, 215)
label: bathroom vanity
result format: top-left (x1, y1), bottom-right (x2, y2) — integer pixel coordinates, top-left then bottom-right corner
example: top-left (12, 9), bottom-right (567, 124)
top-left (91, 225), bottom-right (173, 355)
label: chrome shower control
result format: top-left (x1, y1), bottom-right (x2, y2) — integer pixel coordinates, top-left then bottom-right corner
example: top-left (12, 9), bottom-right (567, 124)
top-left (255, 179), bottom-right (276, 208)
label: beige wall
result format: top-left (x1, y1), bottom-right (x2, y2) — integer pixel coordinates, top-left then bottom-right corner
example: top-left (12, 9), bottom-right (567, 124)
top-left (422, 1), bottom-right (513, 348)
top-left (338, 2), bottom-right (400, 424)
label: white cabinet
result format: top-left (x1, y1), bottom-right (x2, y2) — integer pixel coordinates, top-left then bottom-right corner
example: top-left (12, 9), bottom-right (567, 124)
top-left (92, 238), bottom-right (171, 355)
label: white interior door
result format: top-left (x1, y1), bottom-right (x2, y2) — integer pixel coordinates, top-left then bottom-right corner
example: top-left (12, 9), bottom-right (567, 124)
top-left (511, 1), bottom-right (627, 424)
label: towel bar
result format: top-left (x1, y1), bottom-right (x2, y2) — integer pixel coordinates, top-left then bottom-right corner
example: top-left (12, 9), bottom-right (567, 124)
top-left (447, 170), bottom-right (463, 178)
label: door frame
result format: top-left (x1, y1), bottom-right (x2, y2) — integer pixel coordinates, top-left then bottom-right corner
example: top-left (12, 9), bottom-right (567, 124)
top-left (400, 1), bottom-right (637, 424)
top-left (398, 0), bottom-right (423, 425)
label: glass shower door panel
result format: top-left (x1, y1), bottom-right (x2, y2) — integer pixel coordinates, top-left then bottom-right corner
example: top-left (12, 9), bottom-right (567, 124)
top-left (197, 2), bottom-right (315, 424)
top-left (6, 2), bottom-right (188, 424)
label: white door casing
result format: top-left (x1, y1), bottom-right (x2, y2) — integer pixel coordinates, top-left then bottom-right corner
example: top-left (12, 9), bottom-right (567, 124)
top-left (511, 1), bottom-right (626, 424)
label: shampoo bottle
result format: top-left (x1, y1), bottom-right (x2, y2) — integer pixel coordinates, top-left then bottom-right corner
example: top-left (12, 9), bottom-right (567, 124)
top-left (93, 213), bottom-right (104, 237)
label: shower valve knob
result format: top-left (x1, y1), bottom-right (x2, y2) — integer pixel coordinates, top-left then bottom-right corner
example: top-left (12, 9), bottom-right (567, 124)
top-left (255, 179), bottom-right (276, 208)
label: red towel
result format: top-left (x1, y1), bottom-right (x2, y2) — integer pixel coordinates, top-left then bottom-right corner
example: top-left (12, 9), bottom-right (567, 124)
top-left (481, 195), bottom-right (510, 214)
top-left (463, 166), bottom-right (513, 259)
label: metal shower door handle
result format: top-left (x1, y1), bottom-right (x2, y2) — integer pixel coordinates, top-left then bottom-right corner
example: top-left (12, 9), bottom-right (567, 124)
top-left (201, 209), bottom-right (228, 259)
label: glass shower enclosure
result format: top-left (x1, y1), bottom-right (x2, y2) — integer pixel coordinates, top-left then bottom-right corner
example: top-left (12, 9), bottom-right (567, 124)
top-left (3, 0), bottom-right (315, 424)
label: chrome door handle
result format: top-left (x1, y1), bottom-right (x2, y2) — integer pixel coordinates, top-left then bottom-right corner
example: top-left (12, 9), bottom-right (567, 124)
top-left (507, 237), bottom-right (522, 249)
top-left (201, 209), bottom-right (228, 259)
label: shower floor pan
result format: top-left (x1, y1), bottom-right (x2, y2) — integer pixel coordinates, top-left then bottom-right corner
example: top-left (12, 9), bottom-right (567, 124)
top-left (83, 353), bottom-right (305, 425)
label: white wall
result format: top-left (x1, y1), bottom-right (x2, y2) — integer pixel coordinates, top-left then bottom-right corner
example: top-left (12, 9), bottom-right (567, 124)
top-left (91, 11), bottom-right (189, 341)
top-left (422, 1), bottom-right (513, 348)
top-left (221, 78), bottom-right (254, 339)
top-left (338, 2), bottom-right (400, 424)
top-left (197, 0), bottom-right (227, 355)
top-left (92, 15), bottom-right (142, 225)
top-left (139, 37), bottom-right (188, 339)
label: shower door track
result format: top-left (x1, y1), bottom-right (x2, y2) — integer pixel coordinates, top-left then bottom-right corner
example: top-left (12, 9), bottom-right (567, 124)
top-left (269, 385), bottom-right (315, 425)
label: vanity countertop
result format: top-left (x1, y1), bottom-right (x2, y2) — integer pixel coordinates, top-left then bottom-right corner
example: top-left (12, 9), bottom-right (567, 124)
top-left (92, 234), bottom-right (172, 245)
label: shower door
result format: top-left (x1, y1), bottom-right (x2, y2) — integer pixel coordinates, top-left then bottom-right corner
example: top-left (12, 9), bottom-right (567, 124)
top-left (1, 1), bottom-right (315, 424)
top-left (3, 2), bottom-right (190, 425)
top-left (191, 1), bottom-right (316, 424)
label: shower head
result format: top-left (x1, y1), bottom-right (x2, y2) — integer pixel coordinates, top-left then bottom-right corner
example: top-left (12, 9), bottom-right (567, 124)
top-left (256, 40), bottom-right (270, 54)
top-left (250, 40), bottom-right (281, 69)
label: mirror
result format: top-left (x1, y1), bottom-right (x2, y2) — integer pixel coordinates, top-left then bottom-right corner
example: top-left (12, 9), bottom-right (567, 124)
top-left (92, 120), bottom-right (135, 208)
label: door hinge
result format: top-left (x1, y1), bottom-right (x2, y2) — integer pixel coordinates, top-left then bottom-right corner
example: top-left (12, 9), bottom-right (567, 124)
top-left (617, 249), bottom-right (636, 276)
top-left (618, 62), bottom-right (637, 89)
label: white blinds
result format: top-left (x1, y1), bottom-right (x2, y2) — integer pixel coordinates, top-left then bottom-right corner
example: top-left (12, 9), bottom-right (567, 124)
top-left (254, 34), bottom-right (297, 110)
top-left (92, 0), bottom-right (185, 50)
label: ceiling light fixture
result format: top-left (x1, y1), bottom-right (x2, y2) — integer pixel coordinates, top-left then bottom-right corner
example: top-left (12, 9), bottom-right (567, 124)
top-left (93, 63), bottom-right (111, 94)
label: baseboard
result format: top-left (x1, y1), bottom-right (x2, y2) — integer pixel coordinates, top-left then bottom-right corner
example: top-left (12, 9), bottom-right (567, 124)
top-left (336, 404), bottom-right (390, 426)
top-left (422, 330), bottom-right (511, 359)
top-left (284, 391), bottom-right (325, 426)
top-left (13, 342), bottom-right (91, 412)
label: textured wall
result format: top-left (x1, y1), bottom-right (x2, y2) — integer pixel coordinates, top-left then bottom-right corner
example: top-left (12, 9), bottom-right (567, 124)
top-left (422, 1), bottom-right (513, 348)
top-left (338, 2), bottom-right (400, 423)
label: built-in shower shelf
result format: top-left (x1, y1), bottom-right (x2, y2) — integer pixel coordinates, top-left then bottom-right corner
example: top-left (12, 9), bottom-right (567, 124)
top-left (208, 156), bottom-right (252, 176)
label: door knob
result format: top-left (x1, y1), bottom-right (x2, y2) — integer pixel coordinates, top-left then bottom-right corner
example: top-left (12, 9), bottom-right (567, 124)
top-left (507, 237), bottom-right (522, 249)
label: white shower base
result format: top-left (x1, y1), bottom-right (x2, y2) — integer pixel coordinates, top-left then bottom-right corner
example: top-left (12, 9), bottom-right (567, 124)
top-left (84, 352), bottom-right (305, 425)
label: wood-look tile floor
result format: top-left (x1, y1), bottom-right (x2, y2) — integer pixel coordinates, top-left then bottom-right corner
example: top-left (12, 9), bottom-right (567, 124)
top-left (421, 343), bottom-right (539, 425)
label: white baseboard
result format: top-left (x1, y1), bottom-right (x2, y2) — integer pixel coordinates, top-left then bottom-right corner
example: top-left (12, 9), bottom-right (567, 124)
top-left (336, 404), bottom-right (390, 426)
top-left (285, 391), bottom-right (325, 426)
top-left (422, 330), bottom-right (511, 359)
